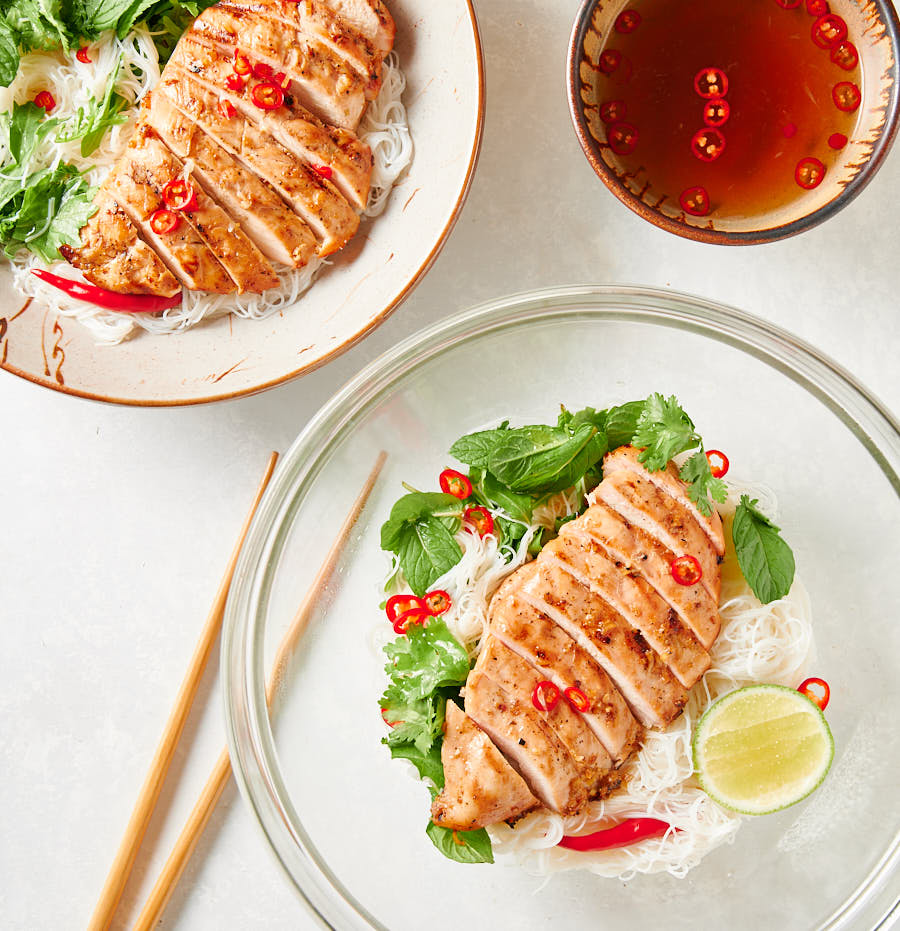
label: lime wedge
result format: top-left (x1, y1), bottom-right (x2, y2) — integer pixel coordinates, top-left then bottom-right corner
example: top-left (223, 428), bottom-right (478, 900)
top-left (693, 684), bottom-right (834, 816)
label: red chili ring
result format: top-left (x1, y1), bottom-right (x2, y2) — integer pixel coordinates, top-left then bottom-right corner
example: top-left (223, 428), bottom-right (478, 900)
top-left (614, 10), bottom-right (641, 33)
top-left (694, 67), bottom-right (728, 99)
top-left (598, 49), bottom-right (622, 75)
top-left (532, 680), bottom-right (561, 712)
top-left (702, 98), bottom-right (730, 128)
top-left (705, 449), bottom-right (729, 478)
top-left (795, 156), bottom-right (826, 189)
top-left (385, 593), bottom-right (426, 623)
top-left (830, 40), bottom-right (858, 70)
top-left (832, 81), bottom-right (861, 112)
top-left (161, 178), bottom-right (197, 212)
top-left (464, 506), bottom-right (495, 538)
top-left (690, 127), bottom-right (726, 162)
top-left (599, 100), bottom-right (627, 124)
top-left (424, 589), bottom-right (452, 616)
top-left (806, 0), bottom-right (829, 14)
top-left (607, 120), bottom-right (639, 155)
top-left (564, 686), bottom-right (592, 713)
top-left (439, 468), bottom-right (472, 499)
top-left (392, 607), bottom-right (430, 634)
top-left (670, 554), bottom-right (703, 586)
top-left (149, 208), bottom-right (180, 235)
top-left (811, 13), bottom-right (848, 49)
top-left (679, 186), bottom-right (711, 217)
top-left (251, 80), bottom-right (285, 110)
top-left (798, 677), bottom-right (830, 711)
top-left (34, 91), bottom-right (56, 112)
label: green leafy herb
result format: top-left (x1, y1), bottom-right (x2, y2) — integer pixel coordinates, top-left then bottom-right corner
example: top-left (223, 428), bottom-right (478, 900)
top-left (678, 450), bottom-right (727, 517)
top-left (56, 56), bottom-right (128, 157)
top-left (732, 495), bottom-right (796, 604)
top-left (386, 741), bottom-right (445, 787)
top-left (632, 393), bottom-right (700, 471)
top-left (602, 400), bottom-right (646, 449)
top-left (0, 22), bottom-right (19, 88)
top-left (425, 822), bottom-right (494, 864)
top-left (449, 426), bottom-right (510, 470)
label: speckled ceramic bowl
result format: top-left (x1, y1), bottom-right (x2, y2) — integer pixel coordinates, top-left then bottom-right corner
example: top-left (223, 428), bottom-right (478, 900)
top-left (567, 0), bottom-right (900, 244)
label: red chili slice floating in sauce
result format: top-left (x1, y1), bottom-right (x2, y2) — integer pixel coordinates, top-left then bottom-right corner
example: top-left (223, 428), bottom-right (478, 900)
top-left (694, 67), bottom-right (728, 99)
top-left (439, 468), bottom-right (472, 499)
top-left (251, 80), bottom-right (285, 110)
top-left (161, 178), bottom-right (197, 212)
top-left (782, 122), bottom-right (798, 138)
top-left (558, 818), bottom-right (673, 852)
top-left (34, 91), bottom-right (56, 112)
top-left (599, 100), bottom-right (627, 124)
top-left (423, 590), bottom-right (452, 616)
top-left (806, 0), bottom-right (829, 14)
top-left (564, 686), bottom-right (591, 713)
top-left (607, 120), bottom-right (639, 155)
top-left (532, 680), bottom-right (560, 712)
top-left (690, 128), bottom-right (726, 162)
top-left (392, 607), bottom-right (430, 635)
top-left (775, 0), bottom-right (801, 8)
top-left (598, 49), bottom-right (622, 75)
top-left (795, 156), bottom-right (826, 189)
top-left (614, 10), bottom-right (641, 33)
top-left (385, 593), bottom-right (426, 623)
top-left (233, 51), bottom-right (252, 75)
top-left (832, 81), bottom-right (861, 112)
top-left (828, 132), bottom-right (848, 149)
top-left (149, 208), bottom-right (181, 235)
top-left (702, 98), bottom-right (730, 128)
top-left (464, 506), bottom-right (494, 537)
top-left (797, 677), bottom-right (830, 711)
top-left (830, 40), bottom-right (858, 70)
top-left (76, 46), bottom-right (92, 63)
top-left (30, 269), bottom-right (182, 312)
top-left (679, 186), bottom-right (710, 217)
top-left (705, 449), bottom-right (729, 478)
top-left (811, 13), bottom-right (847, 48)
top-left (670, 554), bottom-right (703, 586)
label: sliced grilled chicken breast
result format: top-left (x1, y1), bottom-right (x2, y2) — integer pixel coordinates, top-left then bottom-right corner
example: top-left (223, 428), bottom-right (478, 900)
top-left (145, 91), bottom-right (317, 269)
top-left (603, 446), bottom-right (726, 556)
top-left (487, 565), bottom-right (641, 764)
top-left (465, 671), bottom-right (590, 815)
top-left (219, 0), bottom-right (385, 97)
top-left (169, 39), bottom-right (372, 209)
top-left (190, 6), bottom-right (368, 130)
top-left (561, 503), bottom-right (721, 649)
top-left (161, 68), bottom-right (360, 254)
top-left (326, 0), bottom-right (395, 52)
top-left (59, 191), bottom-right (181, 297)
top-left (126, 123), bottom-right (279, 293)
top-left (431, 702), bottom-right (538, 831)
top-left (594, 468), bottom-right (721, 601)
top-left (520, 559), bottom-right (688, 729)
top-left (475, 634), bottom-right (614, 785)
top-left (541, 534), bottom-right (711, 688)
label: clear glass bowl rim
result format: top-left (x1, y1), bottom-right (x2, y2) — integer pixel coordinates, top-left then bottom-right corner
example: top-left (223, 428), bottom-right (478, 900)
top-left (222, 284), bottom-right (900, 931)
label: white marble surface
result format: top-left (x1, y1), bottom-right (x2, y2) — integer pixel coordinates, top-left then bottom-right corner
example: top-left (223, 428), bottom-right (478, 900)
top-left (3, 1), bottom-right (900, 928)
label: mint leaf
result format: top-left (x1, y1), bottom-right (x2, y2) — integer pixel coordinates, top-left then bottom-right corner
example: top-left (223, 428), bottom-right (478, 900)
top-left (732, 495), bottom-right (795, 604)
top-left (380, 491), bottom-right (461, 552)
top-left (396, 518), bottom-right (462, 596)
top-left (0, 21), bottom-right (19, 87)
top-left (449, 427), bottom-right (509, 470)
top-left (603, 400), bottom-right (646, 450)
top-left (679, 450), bottom-right (727, 518)
top-left (480, 469), bottom-right (532, 523)
top-left (425, 822), bottom-right (493, 864)
top-left (632, 393), bottom-right (699, 471)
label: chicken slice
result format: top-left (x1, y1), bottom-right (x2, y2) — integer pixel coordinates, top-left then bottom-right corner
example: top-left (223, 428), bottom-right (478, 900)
top-left (519, 558), bottom-right (688, 729)
top-left (160, 68), bottom-right (360, 254)
top-left (219, 0), bottom-right (385, 98)
top-left (190, 7), bottom-right (368, 131)
top-left (322, 0), bottom-right (395, 53)
top-left (126, 123), bottom-right (278, 294)
top-left (431, 701), bottom-right (537, 832)
top-left (603, 446), bottom-right (726, 556)
top-left (561, 503), bottom-right (721, 649)
top-left (145, 91), bottom-right (317, 269)
top-left (487, 565), bottom-right (640, 764)
top-left (541, 535), bottom-right (710, 688)
top-left (465, 671), bottom-right (589, 815)
top-left (105, 146), bottom-right (234, 294)
top-left (59, 191), bottom-right (181, 298)
top-left (172, 35), bottom-right (372, 208)
top-left (475, 634), bottom-right (613, 788)
top-left (594, 468), bottom-right (721, 601)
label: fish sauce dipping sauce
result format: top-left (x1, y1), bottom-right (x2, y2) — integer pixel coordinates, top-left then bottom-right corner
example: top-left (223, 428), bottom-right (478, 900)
top-left (568, 0), bottom-right (900, 243)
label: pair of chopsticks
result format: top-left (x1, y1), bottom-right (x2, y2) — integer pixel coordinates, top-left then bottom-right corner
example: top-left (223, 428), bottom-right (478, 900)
top-left (89, 449), bottom-right (387, 930)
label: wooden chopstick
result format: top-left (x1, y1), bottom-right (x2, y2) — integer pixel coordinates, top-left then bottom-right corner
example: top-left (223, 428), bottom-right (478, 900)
top-left (132, 450), bottom-right (388, 931)
top-left (87, 451), bottom-right (279, 931)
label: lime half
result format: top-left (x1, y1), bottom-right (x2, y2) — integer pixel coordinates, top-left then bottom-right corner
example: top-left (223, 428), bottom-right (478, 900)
top-left (693, 684), bottom-right (834, 816)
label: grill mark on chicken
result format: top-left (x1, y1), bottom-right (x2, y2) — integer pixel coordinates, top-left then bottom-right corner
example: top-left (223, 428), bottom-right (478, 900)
top-left (162, 67), bottom-right (360, 254)
top-left (145, 91), bottom-right (318, 268)
top-left (594, 468), bottom-right (721, 601)
top-left (169, 38), bottom-right (373, 208)
top-left (603, 446), bottom-right (726, 556)
top-left (60, 191), bottom-right (181, 297)
top-left (218, 0), bottom-right (385, 97)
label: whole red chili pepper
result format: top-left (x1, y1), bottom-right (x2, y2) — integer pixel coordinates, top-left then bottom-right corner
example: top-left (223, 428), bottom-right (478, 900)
top-left (31, 269), bottom-right (182, 313)
top-left (558, 818), bottom-right (673, 852)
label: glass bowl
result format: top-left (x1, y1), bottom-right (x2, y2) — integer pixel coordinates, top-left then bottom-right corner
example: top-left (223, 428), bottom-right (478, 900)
top-left (223, 286), bottom-right (900, 930)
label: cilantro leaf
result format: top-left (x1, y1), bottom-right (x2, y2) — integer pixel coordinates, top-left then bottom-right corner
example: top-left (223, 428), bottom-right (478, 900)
top-left (0, 21), bottom-right (19, 88)
top-left (678, 450), bottom-right (727, 518)
top-left (425, 822), bottom-right (493, 864)
top-left (632, 393), bottom-right (700, 471)
top-left (732, 495), bottom-right (796, 603)
top-left (386, 741), bottom-right (445, 787)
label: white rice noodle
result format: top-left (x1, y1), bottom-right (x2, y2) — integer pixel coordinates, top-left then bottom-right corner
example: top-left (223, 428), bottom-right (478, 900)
top-left (378, 475), bottom-right (815, 880)
top-left (8, 41), bottom-right (412, 342)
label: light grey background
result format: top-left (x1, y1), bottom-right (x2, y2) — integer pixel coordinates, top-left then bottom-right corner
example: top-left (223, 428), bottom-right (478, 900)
top-left (3, 1), bottom-right (899, 928)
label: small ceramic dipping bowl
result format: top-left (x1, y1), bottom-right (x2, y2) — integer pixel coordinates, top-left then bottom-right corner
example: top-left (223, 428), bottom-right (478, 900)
top-left (567, 0), bottom-right (900, 244)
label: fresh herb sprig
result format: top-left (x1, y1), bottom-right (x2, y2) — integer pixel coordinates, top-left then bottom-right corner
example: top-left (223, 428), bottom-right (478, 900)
top-left (732, 495), bottom-right (795, 603)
